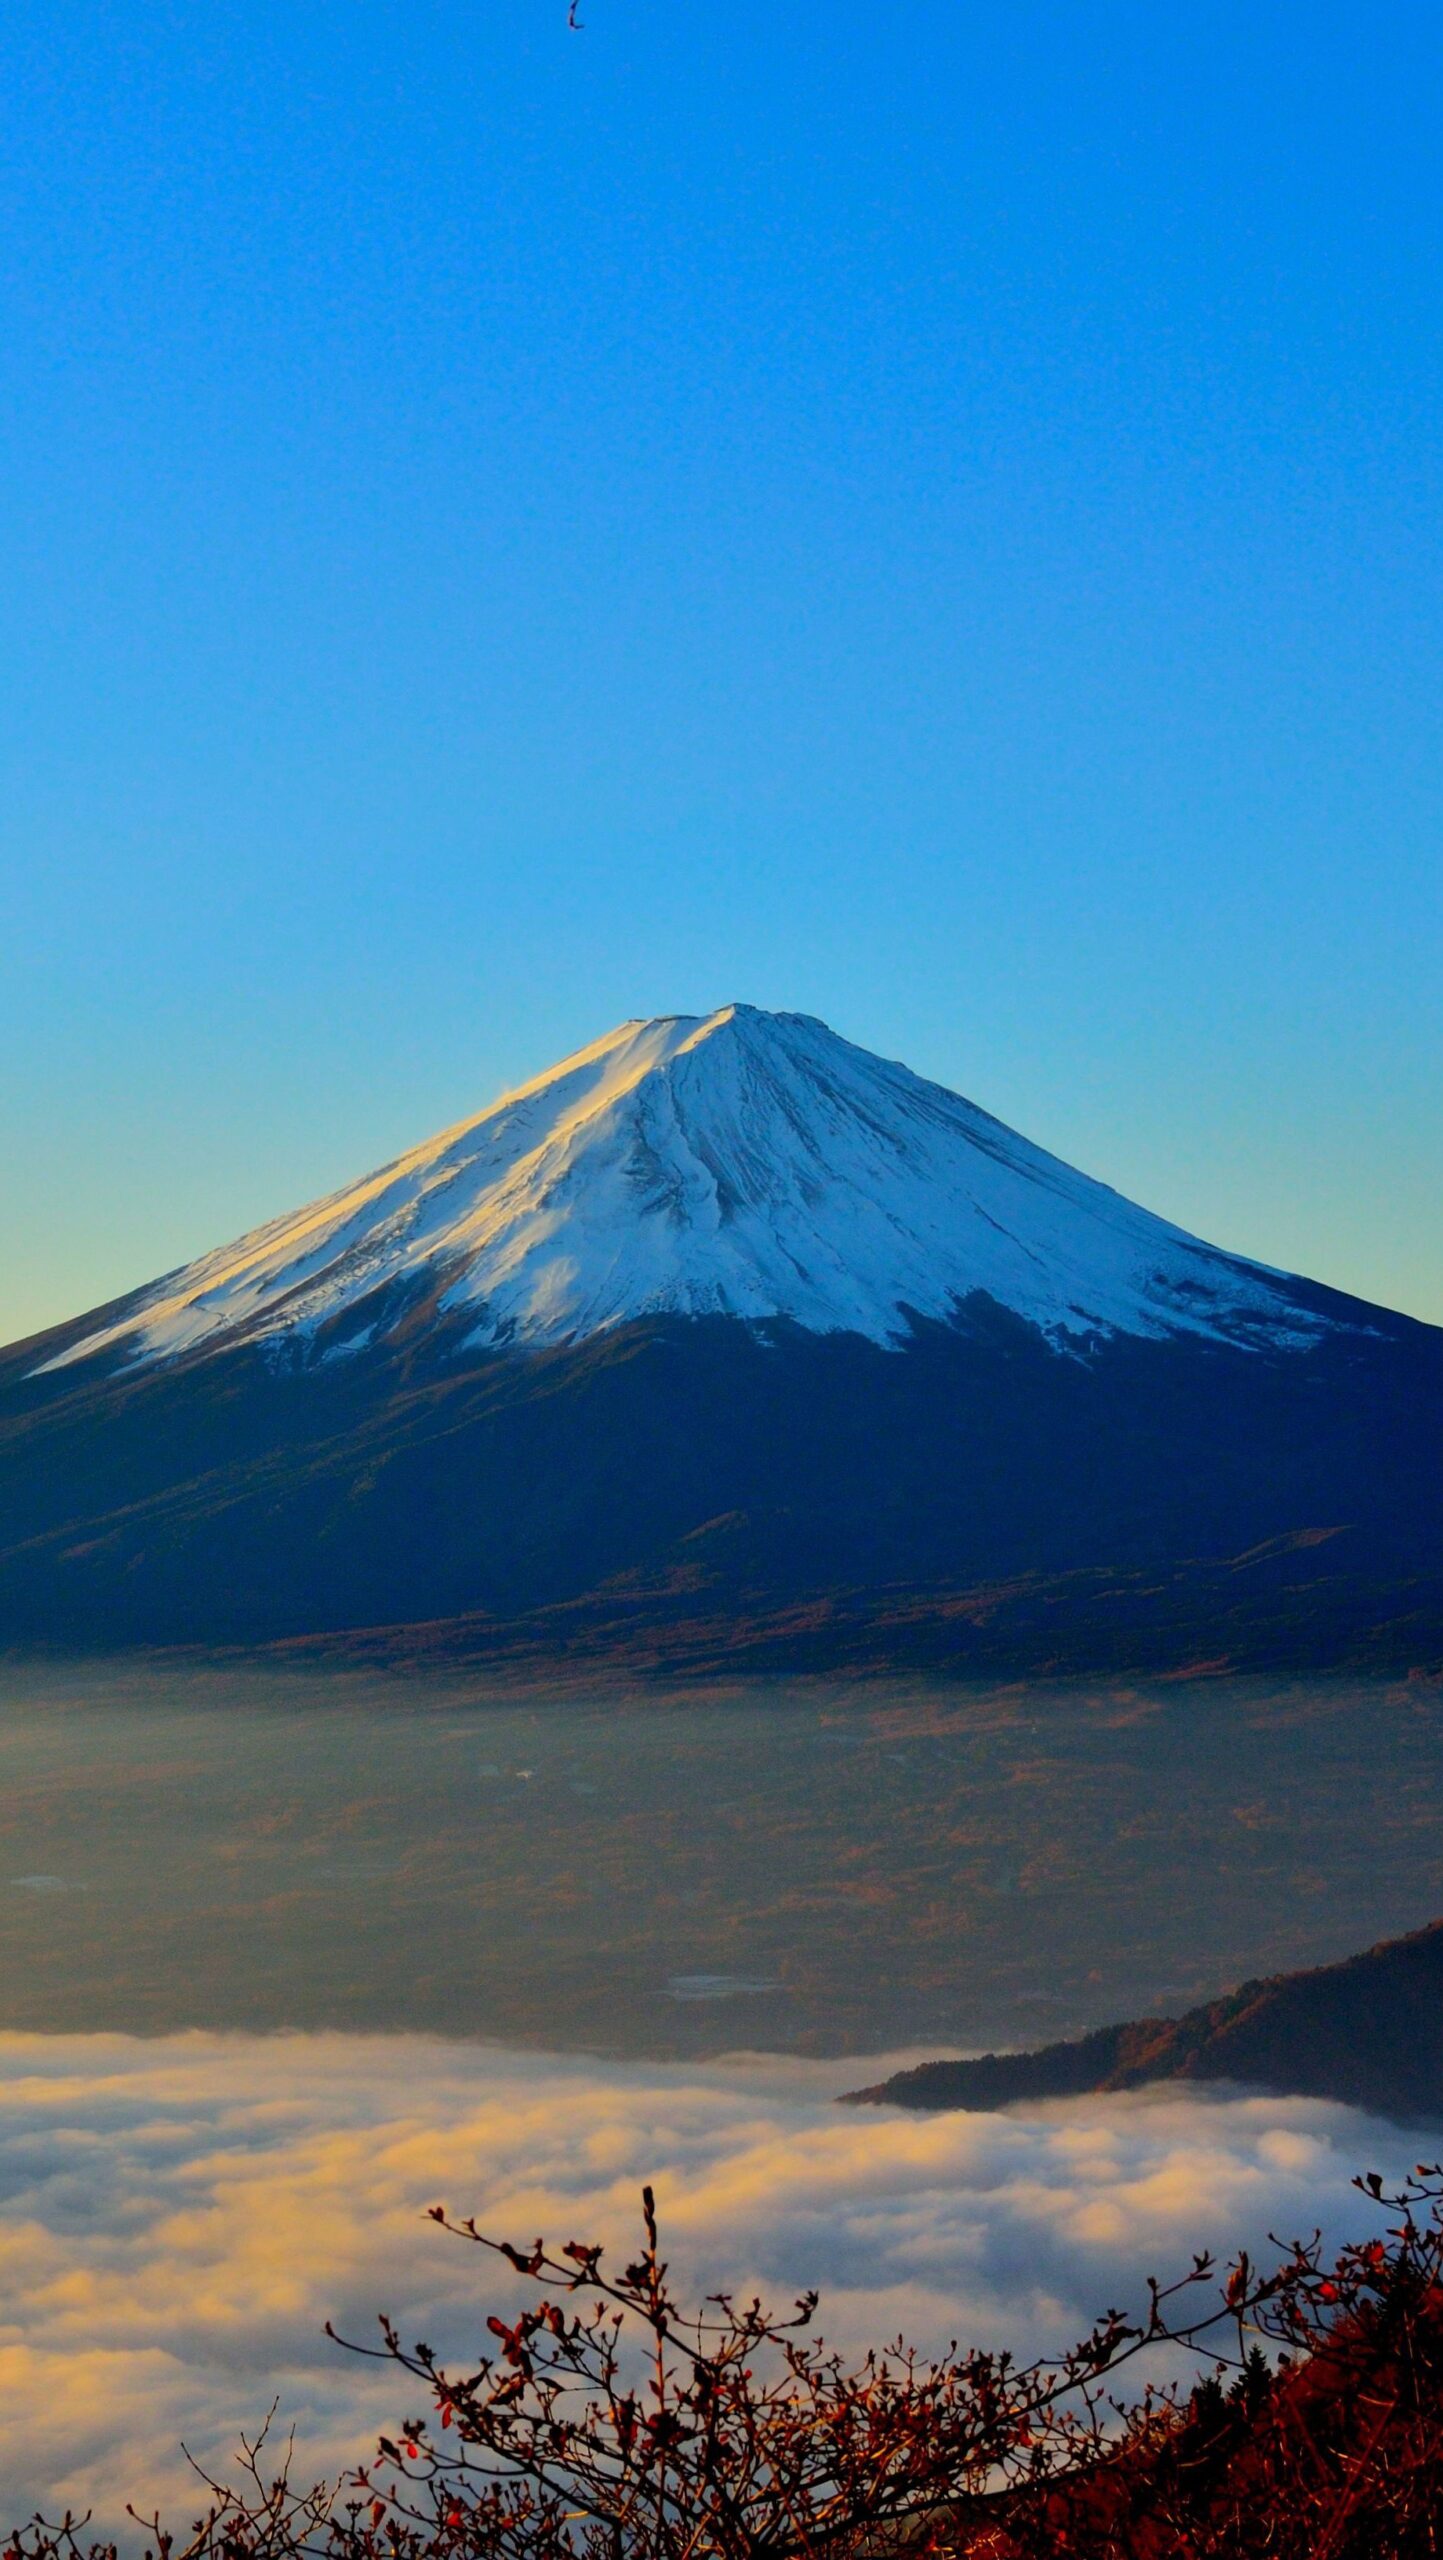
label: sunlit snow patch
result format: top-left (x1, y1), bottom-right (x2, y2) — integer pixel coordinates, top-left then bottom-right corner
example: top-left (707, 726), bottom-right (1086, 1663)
top-left (36, 1005), bottom-right (1337, 1377)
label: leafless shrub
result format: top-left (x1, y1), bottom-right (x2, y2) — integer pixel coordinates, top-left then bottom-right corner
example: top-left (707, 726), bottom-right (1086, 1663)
top-left (9, 2169), bottom-right (1443, 2560)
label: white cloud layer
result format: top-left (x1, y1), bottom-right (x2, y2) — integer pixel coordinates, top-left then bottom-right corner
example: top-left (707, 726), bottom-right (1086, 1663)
top-left (0, 2033), bottom-right (1422, 2532)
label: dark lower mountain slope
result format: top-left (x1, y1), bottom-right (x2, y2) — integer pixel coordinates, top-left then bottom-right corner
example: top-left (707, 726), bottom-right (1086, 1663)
top-left (1, 1276), bottom-right (1441, 1668)
top-left (845, 1916), bottom-right (1443, 2122)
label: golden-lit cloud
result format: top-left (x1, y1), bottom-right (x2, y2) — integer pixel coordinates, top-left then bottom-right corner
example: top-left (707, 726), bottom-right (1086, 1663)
top-left (0, 2033), bottom-right (1418, 2529)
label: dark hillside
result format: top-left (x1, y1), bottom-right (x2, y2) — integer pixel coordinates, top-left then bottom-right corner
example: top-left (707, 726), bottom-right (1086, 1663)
top-left (848, 1915), bottom-right (1443, 2119)
top-left (2, 1293), bottom-right (1441, 1669)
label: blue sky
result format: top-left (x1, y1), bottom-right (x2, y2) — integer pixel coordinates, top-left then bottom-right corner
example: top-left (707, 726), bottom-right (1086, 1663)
top-left (2, 0), bottom-right (1439, 1339)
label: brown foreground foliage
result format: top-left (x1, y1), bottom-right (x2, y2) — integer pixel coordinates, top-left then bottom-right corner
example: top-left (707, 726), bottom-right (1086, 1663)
top-left (8, 2168), bottom-right (1443, 2560)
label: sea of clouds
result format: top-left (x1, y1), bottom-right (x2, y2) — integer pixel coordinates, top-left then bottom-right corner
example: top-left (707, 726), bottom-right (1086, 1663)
top-left (0, 2033), bottom-right (1423, 2531)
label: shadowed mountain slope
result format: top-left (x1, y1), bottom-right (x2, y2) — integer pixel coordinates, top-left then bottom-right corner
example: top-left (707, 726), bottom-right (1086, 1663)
top-left (2, 1008), bottom-right (1440, 1667)
top-left (845, 1917), bottom-right (1443, 2121)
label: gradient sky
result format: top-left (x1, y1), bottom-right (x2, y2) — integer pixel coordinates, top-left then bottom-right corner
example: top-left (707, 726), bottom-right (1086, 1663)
top-left (2, 0), bottom-right (1439, 1343)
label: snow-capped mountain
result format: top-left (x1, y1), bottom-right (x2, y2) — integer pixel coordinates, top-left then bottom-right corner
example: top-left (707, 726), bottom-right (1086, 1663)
top-left (38, 1004), bottom-right (1330, 1376)
top-left (3, 1005), bottom-right (1436, 1673)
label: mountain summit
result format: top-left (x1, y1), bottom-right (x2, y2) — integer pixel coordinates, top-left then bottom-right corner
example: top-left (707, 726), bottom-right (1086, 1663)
top-left (40, 1004), bottom-right (1328, 1376)
top-left (2, 1008), bottom-right (1438, 1670)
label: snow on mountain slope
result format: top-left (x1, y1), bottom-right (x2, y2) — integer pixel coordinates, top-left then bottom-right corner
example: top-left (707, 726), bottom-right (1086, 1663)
top-left (36, 1005), bottom-right (1335, 1375)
